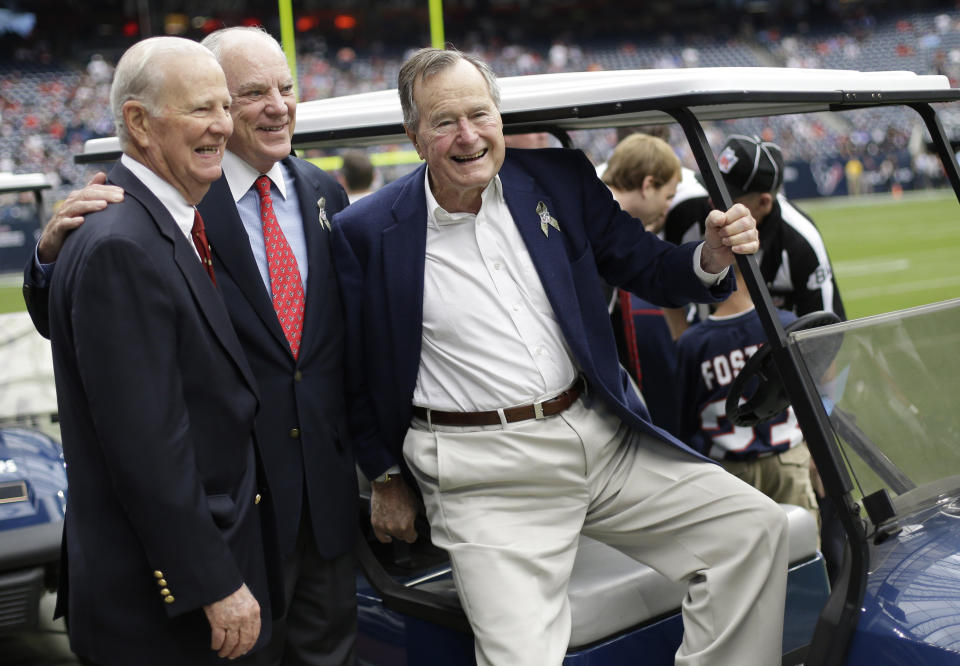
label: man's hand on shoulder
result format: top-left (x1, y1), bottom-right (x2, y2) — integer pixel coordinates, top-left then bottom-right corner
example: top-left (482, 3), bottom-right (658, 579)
top-left (202, 583), bottom-right (261, 660)
top-left (370, 476), bottom-right (419, 544)
top-left (38, 172), bottom-right (124, 263)
top-left (700, 203), bottom-right (759, 274)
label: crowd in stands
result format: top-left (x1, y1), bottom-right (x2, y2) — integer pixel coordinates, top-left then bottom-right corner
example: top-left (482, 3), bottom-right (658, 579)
top-left (2, 8), bottom-right (960, 216)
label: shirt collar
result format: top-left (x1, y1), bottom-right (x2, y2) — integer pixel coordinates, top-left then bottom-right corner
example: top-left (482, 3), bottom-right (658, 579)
top-left (422, 166), bottom-right (501, 229)
top-left (120, 154), bottom-right (196, 237)
top-left (222, 150), bottom-right (288, 202)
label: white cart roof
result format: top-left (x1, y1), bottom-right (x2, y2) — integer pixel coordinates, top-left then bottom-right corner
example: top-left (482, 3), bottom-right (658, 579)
top-left (0, 172), bottom-right (52, 194)
top-left (77, 66), bottom-right (959, 161)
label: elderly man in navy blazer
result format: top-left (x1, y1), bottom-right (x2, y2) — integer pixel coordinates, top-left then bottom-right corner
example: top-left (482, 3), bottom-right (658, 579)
top-left (46, 37), bottom-right (277, 664)
top-left (332, 48), bottom-right (790, 666)
top-left (24, 28), bottom-right (357, 666)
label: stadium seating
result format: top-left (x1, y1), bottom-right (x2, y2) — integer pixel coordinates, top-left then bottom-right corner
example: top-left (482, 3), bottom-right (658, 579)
top-left (0, 7), bottom-right (957, 209)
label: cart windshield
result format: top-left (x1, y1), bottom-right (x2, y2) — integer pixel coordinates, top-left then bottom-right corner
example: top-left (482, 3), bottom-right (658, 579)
top-left (792, 297), bottom-right (960, 518)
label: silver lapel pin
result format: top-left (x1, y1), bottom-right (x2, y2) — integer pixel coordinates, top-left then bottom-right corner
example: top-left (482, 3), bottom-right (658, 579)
top-left (318, 197), bottom-right (330, 231)
top-left (536, 201), bottom-right (560, 238)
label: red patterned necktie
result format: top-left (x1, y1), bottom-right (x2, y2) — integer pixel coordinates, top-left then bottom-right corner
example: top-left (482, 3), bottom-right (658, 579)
top-left (191, 209), bottom-right (217, 285)
top-left (254, 175), bottom-right (304, 358)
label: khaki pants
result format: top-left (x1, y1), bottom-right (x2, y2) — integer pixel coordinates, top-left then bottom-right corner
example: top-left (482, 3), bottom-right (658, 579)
top-left (404, 396), bottom-right (789, 666)
top-left (720, 443), bottom-right (820, 531)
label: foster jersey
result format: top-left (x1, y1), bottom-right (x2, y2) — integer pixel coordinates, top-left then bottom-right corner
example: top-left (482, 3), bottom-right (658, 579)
top-left (676, 307), bottom-right (802, 460)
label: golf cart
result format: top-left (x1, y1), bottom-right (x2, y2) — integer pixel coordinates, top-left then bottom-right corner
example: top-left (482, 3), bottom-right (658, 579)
top-left (78, 66), bottom-right (960, 665)
top-left (0, 171), bottom-right (67, 636)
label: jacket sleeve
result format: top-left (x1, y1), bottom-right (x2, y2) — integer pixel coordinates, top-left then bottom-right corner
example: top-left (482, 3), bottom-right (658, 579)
top-left (570, 150), bottom-right (733, 306)
top-left (22, 251), bottom-right (52, 339)
top-left (329, 219), bottom-right (400, 480)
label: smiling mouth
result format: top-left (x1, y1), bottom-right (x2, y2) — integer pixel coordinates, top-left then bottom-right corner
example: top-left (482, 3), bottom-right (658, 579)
top-left (195, 145), bottom-right (221, 155)
top-left (452, 148), bottom-right (487, 163)
top-left (258, 124), bottom-right (287, 133)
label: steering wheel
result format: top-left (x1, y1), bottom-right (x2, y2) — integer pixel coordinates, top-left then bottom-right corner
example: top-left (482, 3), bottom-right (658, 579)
top-left (725, 311), bottom-right (842, 427)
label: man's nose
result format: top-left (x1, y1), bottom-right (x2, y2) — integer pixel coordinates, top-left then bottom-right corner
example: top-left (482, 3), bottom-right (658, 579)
top-left (263, 88), bottom-right (285, 113)
top-left (213, 106), bottom-right (233, 136)
top-left (456, 117), bottom-right (478, 142)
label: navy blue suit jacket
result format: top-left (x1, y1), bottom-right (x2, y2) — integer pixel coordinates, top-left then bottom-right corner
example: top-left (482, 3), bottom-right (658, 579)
top-left (332, 148), bottom-right (733, 479)
top-left (198, 156), bottom-right (357, 559)
top-left (49, 162), bottom-right (277, 664)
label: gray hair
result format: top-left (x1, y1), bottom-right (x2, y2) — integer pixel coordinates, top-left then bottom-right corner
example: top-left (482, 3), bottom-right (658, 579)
top-left (110, 37), bottom-right (216, 148)
top-left (398, 47), bottom-right (501, 132)
top-left (201, 25), bottom-right (285, 64)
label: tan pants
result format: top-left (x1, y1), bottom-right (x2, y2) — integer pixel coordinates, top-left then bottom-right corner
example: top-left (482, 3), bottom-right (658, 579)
top-left (720, 443), bottom-right (820, 531)
top-left (404, 396), bottom-right (789, 666)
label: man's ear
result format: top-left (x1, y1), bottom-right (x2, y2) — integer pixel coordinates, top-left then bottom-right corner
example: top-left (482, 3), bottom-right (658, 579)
top-left (405, 127), bottom-right (423, 159)
top-left (641, 174), bottom-right (657, 197)
top-left (123, 100), bottom-right (151, 148)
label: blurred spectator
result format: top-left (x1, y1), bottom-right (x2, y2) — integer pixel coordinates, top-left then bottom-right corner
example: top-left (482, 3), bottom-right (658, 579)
top-left (844, 156), bottom-right (864, 195)
top-left (601, 132), bottom-right (685, 435)
top-left (337, 150), bottom-right (378, 202)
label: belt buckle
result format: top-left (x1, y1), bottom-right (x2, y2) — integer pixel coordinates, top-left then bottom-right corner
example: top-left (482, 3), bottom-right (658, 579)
top-left (533, 402), bottom-right (545, 420)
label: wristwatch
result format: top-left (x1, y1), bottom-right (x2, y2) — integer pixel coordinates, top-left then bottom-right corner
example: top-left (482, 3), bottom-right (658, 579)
top-left (372, 471), bottom-right (398, 484)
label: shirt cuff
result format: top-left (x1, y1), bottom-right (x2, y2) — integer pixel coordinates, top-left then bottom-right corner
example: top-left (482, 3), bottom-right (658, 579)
top-left (31, 245), bottom-right (54, 288)
top-left (693, 242), bottom-right (729, 286)
top-left (370, 465), bottom-right (402, 483)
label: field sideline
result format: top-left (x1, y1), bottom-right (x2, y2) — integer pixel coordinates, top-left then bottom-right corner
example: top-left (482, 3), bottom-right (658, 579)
top-left (1, 189), bottom-right (958, 318)
top-left (795, 188), bottom-right (960, 319)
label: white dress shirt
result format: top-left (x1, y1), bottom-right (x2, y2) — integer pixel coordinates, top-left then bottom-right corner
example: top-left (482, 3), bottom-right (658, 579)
top-left (413, 170), bottom-right (578, 412)
top-left (120, 154), bottom-right (199, 260)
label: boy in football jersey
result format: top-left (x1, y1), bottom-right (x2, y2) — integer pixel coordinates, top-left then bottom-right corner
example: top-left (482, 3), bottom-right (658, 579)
top-left (675, 263), bottom-right (820, 525)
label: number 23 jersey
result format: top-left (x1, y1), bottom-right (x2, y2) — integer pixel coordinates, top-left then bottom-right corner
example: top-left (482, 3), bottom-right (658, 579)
top-left (676, 307), bottom-right (801, 460)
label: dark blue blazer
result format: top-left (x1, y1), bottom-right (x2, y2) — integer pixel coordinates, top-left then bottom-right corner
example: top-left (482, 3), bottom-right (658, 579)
top-left (49, 162), bottom-right (277, 664)
top-left (332, 148), bottom-right (733, 480)
top-left (198, 156), bottom-right (357, 560)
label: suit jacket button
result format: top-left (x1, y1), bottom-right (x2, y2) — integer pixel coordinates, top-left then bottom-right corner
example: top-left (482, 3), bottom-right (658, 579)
top-left (153, 570), bottom-right (164, 579)
top-left (294, 370), bottom-right (303, 382)
top-left (160, 588), bottom-right (171, 596)
top-left (157, 579), bottom-right (167, 587)
top-left (164, 595), bottom-right (175, 604)
top-left (255, 493), bottom-right (262, 505)
top-left (289, 428), bottom-right (300, 439)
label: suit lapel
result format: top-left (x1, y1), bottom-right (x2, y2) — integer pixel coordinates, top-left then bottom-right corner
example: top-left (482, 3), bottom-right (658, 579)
top-left (199, 176), bottom-right (289, 352)
top-left (382, 166), bottom-right (429, 394)
top-left (499, 160), bottom-right (585, 345)
top-left (109, 163), bottom-right (258, 394)
top-left (285, 157), bottom-right (333, 362)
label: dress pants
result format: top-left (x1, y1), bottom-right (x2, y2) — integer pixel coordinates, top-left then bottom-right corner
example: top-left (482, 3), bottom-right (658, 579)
top-left (403, 395), bottom-right (789, 666)
top-left (241, 500), bottom-right (357, 666)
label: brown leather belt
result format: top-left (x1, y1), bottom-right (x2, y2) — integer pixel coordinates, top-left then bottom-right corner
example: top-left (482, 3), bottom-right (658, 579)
top-left (412, 377), bottom-right (585, 427)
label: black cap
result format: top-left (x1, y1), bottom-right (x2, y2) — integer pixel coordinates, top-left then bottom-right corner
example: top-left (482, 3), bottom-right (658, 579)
top-left (716, 135), bottom-right (784, 199)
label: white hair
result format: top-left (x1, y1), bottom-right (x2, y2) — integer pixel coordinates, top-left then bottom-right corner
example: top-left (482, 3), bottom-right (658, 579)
top-left (201, 26), bottom-right (285, 63)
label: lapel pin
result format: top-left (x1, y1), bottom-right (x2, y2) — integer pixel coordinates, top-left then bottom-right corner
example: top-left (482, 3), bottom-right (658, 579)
top-left (318, 197), bottom-right (330, 231)
top-left (536, 201), bottom-right (560, 238)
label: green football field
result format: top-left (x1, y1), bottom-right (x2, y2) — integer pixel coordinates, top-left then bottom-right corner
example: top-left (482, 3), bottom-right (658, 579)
top-left (0, 275), bottom-right (23, 314)
top-left (797, 189), bottom-right (960, 319)
top-left (2, 189), bottom-right (959, 318)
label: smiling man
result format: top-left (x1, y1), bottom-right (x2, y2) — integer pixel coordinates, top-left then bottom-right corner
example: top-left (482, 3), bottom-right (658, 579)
top-left (196, 27), bottom-right (359, 666)
top-left (23, 27), bottom-right (358, 666)
top-left (333, 47), bottom-right (789, 666)
top-left (46, 36), bottom-right (278, 665)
